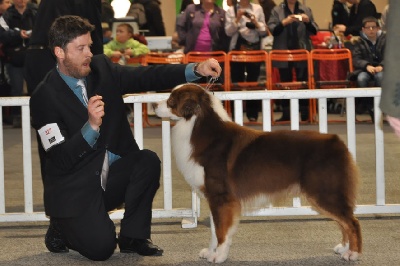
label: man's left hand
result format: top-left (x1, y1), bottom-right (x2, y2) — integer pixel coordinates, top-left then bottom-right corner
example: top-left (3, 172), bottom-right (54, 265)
top-left (196, 58), bottom-right (222, 78)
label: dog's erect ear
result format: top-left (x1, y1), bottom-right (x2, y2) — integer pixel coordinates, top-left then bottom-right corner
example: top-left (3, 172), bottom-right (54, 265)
top-left (181, 99), bottom-right (200, 119)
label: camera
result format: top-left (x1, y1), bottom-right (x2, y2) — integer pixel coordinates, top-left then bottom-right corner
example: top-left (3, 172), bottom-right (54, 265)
top-left (294, 14), bottom-right (302, 21)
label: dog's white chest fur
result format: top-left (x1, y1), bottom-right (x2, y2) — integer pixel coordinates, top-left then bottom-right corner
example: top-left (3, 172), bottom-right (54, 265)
top-left (172, 116), bottom-right (205, 190)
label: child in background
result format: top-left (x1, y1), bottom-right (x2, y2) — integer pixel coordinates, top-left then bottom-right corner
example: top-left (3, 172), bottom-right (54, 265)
top-left (104, 23), bottom-right (149, 64)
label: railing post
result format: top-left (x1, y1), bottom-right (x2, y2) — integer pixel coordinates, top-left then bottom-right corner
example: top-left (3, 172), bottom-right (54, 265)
top-left (374, 96), bottom-right (385, 205)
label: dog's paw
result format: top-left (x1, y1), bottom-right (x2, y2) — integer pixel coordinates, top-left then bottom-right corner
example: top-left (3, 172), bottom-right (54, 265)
top-left (199, 248), bottom-right (228, 263)
top-left (333, 242), bottom-right (349, 255)
top-left (341, 250), bottom-right (359, 261)
top-left (199, 248), bottom-right (213, 259)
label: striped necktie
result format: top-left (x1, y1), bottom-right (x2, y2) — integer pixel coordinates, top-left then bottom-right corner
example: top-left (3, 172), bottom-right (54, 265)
top-left (77, 79), bottom-right (109, 190)
top-left (77, 79), bottom-right (88, 106)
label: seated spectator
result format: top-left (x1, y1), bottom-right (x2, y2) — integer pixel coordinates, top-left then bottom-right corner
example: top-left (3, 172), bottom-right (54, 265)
top-left (352, 16), bottom-right (385, 121)
top-left (103, 23), bottom-right (149, 64)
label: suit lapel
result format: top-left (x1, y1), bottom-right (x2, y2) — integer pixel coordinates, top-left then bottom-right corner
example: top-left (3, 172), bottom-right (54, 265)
top-left (51, 69), bottom-right (88, 120)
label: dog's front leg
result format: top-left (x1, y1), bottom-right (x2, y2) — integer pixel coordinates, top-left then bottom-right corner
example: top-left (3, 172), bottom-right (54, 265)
top-left (199, 213), bottom-right (218, 260)
top-left (199, 199), bottom-right (241, 263)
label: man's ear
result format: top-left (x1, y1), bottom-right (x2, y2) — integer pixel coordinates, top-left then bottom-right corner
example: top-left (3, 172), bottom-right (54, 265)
top-left (54, 47), bottom-right (65, 59)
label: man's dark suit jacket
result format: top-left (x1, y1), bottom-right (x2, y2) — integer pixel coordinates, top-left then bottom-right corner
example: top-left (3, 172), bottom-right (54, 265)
top-left (30, 55), bottom-right (187, 218)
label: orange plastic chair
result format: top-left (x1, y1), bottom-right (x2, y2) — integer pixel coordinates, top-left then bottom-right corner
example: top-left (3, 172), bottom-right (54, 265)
top-left (110, 55), bottom-right (147, 66)
top-left (225, 50), bottom-right (269, 123)
top-left (143, 52), bottom-right (185, 66)
top-left (267, 49), bottom-right (312, 123)
top-left (310, 48), bottom-right (354, 121)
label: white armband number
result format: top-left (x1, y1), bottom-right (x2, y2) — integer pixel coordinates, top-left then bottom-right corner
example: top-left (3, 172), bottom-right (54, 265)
top-left (38, 123), bottom-right (65, 151)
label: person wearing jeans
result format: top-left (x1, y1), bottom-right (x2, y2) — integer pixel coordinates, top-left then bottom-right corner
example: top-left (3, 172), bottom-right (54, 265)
top-left (352, 16), bottom-right (385, 121)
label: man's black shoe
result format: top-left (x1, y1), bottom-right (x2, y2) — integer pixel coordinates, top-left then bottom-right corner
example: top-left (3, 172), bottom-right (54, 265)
top-left (45, 219), bottom-right (69, 253)
top-left (119, 236), bottom-right (163, 256)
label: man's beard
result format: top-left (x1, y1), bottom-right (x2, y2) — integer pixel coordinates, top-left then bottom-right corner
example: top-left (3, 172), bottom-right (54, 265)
top-left (63, 56), bottom-right (91, 79)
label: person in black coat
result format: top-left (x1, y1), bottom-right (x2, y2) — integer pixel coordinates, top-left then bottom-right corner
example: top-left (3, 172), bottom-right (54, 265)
top-left (29, 15), bottom-right (221, 261)
top-left (334, 0), bottom-right (377, 36)
top-left (2, 0), bottom-right (37, 126)
top-left (331, 0), bottom-right (349, 27)
top-left (259, 0), bottom-right (276, 23)
top-left (132, 0), bottom-right (166, 36)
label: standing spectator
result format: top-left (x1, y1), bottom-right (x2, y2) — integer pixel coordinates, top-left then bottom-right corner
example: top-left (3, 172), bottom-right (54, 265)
top-left (334, 0), bottom-right (377, 36)
top-left (30, 15), bottom-right (221, 261)
top-left (23, 0), bottom-right (104, 204)
top-left (225, 0), bottom-right (267, 122)
top-left (103, 23), bottom-right (149, 63)
top-left (2, 0), bottom-right (37, 127)
top-left (380, 4), bottom-right (389, 32)
top-left (259, 0), bottom-right (276, 23)
top-left (352, 16), bottom-right (385, 121)
top-left (0, 0), bottom-right (25, 95)
top-left (177, 0), bottom-right (229, 54)
top-left (331, 0), bottom-right (349, 28)
top-left (267, 0), bottom-right (318, 122)
top-left (101, 0), bottom-right (115, 30)
top-left (171, 0), bottom-right (193, 50)
top-left (226, 0), bottom-right (233, 9)
top-left (128, 0), bottom-right (166, 36)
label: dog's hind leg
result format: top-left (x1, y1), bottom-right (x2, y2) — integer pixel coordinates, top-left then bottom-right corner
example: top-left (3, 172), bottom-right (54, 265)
top-left (307, 197), bottom-right (362, 261)
top-left (333, 223), bottom-right (349, 255)
top-left (333, 215), bottom-right (362, 261)
top-left (199, 199), bottom-right (241, 263)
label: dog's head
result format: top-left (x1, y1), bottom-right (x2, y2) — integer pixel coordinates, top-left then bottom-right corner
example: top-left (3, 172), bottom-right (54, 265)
top-left (154, 84), bottom-right (230, 121)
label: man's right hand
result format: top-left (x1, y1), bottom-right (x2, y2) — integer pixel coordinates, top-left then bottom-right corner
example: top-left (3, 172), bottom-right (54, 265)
top-left (88, 95), bottom-right (104, 131)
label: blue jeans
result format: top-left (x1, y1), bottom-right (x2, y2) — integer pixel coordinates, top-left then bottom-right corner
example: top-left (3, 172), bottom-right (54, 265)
top-left (356, 71), bottom-right (383, 112)
top-left (357, 71), bottom-right (383, 87)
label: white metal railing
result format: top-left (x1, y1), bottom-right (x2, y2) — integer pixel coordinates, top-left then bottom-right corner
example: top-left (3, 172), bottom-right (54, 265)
top-left (1, 88), bottom-right (398, 226)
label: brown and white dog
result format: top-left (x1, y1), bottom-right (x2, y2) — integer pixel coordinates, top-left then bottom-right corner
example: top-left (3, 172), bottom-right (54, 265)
top-left (154, 84), bottom-right (362, 263)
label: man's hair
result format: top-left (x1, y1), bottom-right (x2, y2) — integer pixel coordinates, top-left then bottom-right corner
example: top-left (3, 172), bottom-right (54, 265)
top-left (117, 23), bottom-right (134, 35)
top-left (48, 15), bottom-right (95, 50)
top-left (362, 16), bottom-right (379, 27)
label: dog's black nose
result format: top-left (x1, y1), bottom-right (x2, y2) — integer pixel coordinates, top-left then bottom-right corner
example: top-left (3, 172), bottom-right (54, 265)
top-left (152, 103), bottom-right (158, 109)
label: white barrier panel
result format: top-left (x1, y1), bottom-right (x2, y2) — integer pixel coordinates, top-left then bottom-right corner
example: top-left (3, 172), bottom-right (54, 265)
top-left (1, 88), bottom-right (399, 225)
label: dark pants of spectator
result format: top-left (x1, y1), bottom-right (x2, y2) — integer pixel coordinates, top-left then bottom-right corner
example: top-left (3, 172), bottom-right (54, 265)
top-left (230, 61), bottom-right (261, 121)
top-left (277, 64), bottom-right (309, 121)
